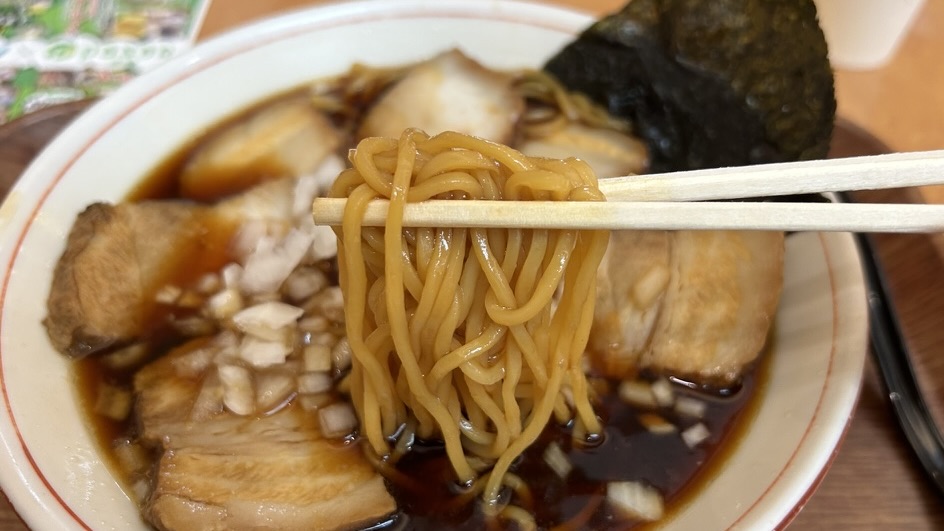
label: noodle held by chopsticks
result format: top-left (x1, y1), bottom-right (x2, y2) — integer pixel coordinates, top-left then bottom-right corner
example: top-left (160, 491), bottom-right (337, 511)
top-left (329, 129), bottom-right (608, 519)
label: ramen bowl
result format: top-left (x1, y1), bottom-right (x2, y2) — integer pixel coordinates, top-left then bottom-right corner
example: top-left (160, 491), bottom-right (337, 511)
top-left (0, 1), bottom-right (867, 529)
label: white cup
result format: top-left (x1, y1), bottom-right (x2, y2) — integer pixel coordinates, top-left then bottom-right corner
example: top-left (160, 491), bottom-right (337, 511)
top-left (813, 0), bottom-right (926, 70)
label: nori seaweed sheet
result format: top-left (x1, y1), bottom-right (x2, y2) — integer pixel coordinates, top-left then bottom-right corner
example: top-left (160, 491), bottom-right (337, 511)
top-left (544, 0), bottom-right (835, 173)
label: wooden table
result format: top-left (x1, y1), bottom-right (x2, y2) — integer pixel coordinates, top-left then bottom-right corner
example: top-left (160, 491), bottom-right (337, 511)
top-left (2, 1), bottom-right (943, 529)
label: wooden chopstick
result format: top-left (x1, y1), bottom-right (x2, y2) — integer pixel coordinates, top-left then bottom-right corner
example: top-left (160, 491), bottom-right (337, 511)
top-left (597, 149), bottom-right (944, 202)
top-left (311, 150), bottom-right (944, 233)
top-left (311, 200), bottom-right (944, 232)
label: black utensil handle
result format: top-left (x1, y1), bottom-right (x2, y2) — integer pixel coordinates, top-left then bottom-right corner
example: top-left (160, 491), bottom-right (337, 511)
top-left (854, 229), bottom-right (944, 496)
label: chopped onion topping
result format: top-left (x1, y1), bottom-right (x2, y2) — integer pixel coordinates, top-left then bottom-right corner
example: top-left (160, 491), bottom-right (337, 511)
top-left (607, 481), bottom-right (664, 522)
top-left (299, 316), bottom-right (330, 335)
top-left (195, 272), bottom-right (221, 294)
top-left (308, 224), bottom-right (338, 262)
top-left (154, 284), bottom-right (182, 304)
top-left (176, 290), bottom-right (205, 309)
top-left (255, 371), bottom-right (296, 413)
top-left (238, 337), bottom-right (292, 368)
top-left (674, 396), bottom-right (707, 419)
top-left (219, 364), bottom-right (254, 415)
top-left (221, 263), bottom-right (244, 289)
top-left (308, 286), bottom-right (345, 322)
top-left (100, 343), bottom-right (149, 370)
top-left (298, 371), bottom-right (333, 394)
top-left (309, 332), bottom-right (338, 347)
top-left (650, 378), bottom-right (675, 407)
top-left (681, 422), bottom-right (711, 449)
top-left (637, 413), bottom-right (676, 435)
top-left (299, 392), bottom-right (333, 411)
top-left (233, 301), bottom-right (304, 339)
top-left (207, 288), bottom-right (244, 320)
top-left (283, 267), bottom-right (328, 301)
top-left (113, 439), bottom-right (149, 476)
top-left (293, 174), bottom-right (322, 219)
top-left (543, 442), bottom-right (573, 478)
top-left (131, 480), bottom-right (149, 504)
top-left (303, 344), bottom-right (333, 372)
top-left (319, 402), bottom-right (358, 438)
top-left (94, 384), bottom-right (132, 421)
top-left (617, 380), bottom-right (657, 409)
top-left (239, 228), bottom-right (314, 295)
top-left (332, 337), bottom-right (353, 371)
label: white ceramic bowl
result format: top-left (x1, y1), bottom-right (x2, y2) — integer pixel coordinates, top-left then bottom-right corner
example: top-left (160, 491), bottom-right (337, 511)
top-left (0, 1), bottom-right (867, 529)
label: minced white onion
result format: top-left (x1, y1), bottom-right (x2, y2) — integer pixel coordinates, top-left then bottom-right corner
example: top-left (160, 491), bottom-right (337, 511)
top-left (332, 337), bottom-right (353, 371)
top-left (100, 343), bottom-right (149, 370)
top-left (299, 393), bottom-right (332, 411)
top-left (318, 402), bottom-right (358, 438)
top-left (308, 225), bottom-right (338, 262)
top-left (219, 364), bottom-right (254, 416)
top-left (299, 315), bottom-right (330, 335)
top-left (607, 481), bottom-right (664, 522)
top-left (195, 272), bottom-right (221, 294)
top-left (309, 286), bottom-right (344, 322)
top-left (207, 288), bottom-right (243, 320)
top-left (255, 371), bottom-right (296, 412)
top-left (298, 371), bottom-right (333, 394)
top-left (95, 384), bottom-right (132, 421)
top-left (309, 332), bottom-right (338, 347)
top-left (239, 228), bottom-right (314, 295)
top-left (650, 378), bottom-right (675, 407)
top-left (637, 413), bottom-right (676, 435)
top-left (303, 344), bottom-right (332, 372)
top-left (543, 442), bottom-right (572, 478)
top-left (674, 396), bottom-right (707, 419)
top-left (154, 284), bottom-right (182, 305)
top-left (233, 301), bottom-right (304, 339)
top-left (238, 337), bottom-right (292, 368)
top-left (617, 380), bottom-right (657, 408)
top-left (113, 440), bottom-right (149, 476)
top-left (283, 267), bottom-right (328, 301)
top-left (681, 422), bottom-right (711, 448)
top-left (293, 174), bottom-right (322, 219)
top-left (221, 263), bottom-right (244, 289)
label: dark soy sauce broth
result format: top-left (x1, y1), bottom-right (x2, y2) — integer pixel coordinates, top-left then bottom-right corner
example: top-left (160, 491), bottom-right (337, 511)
top-left (379, 368), bottom-right (767, 530)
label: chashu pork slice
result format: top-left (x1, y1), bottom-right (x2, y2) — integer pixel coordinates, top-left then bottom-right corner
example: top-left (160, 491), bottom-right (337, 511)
top-left (520, 127), bottom-right (783, 386)
top-left (44, 172), bottom-right (321, 359)
top-left (357, 50), bottom-right (524, 143)
top-left (180, 98), bottom-right (342, 201)
top-left (135, 346), bottom-right (396, 531)
top-left (592, 229), bottom-right (783, 385)
top-left (517, 122), bottom-right (648, 178)
top-left (44, 201), bottom-right (213, 357)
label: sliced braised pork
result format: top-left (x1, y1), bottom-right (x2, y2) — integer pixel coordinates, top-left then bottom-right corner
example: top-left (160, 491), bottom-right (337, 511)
top-left (357, 50), bottom-right (524, 143)
top-left (180, 98), bottom-right (342, 201)
top-left (517, 122), bottom-right (647, 177)
top-left (135, 347), bottom-right (396, 531)
top-left (45, 166), bottom-right (338, 359)
top-left (592, 230), bottom-right (784, 385)
top-left (44, 201), bottom-right (211, 357)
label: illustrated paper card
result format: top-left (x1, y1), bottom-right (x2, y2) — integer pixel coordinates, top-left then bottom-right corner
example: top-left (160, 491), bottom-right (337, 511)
top-left (0, 0), bottom-right (211, 124)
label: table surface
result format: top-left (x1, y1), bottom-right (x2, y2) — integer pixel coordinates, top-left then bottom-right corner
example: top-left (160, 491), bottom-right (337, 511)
top-left (2, 1), bottom-right (944, 529)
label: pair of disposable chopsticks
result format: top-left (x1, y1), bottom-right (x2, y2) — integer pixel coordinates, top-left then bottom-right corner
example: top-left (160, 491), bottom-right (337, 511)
top-left (311, 150), bottom-right (944, 232)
